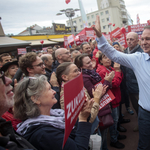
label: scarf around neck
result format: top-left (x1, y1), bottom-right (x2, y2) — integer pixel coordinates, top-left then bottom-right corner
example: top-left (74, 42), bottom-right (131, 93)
top-left (16, 109), bottom-right (65, 136)
top-left (82, 69), bottom-right (101, 82)
top-left (127, 44), bottom-right (140, 54)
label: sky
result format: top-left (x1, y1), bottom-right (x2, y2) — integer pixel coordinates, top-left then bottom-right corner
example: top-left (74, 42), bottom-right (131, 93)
top-left (0, 0), bottom-right (150, 35)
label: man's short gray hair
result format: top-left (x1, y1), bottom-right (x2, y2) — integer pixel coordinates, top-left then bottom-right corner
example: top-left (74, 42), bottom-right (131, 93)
top-left (14, 75), bottom-right (47, 121)
top-left (41, 54), bottom-right (51, 63)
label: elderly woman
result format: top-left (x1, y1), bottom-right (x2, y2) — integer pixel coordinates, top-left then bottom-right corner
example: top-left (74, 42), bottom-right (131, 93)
top-left (1, 61), bottom-right (18, 79)
top-left (14, 75), bottom-right (95, 150)
top-left (56, 62), bottom-right (107, 124)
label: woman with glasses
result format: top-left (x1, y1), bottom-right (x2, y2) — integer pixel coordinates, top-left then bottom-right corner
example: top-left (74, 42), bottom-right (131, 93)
top-left (14, 75), bottom-right (96, 150)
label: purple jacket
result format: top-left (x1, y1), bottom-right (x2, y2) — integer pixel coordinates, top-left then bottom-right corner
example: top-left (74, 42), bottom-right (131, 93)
top-left (82, 71), bottom-right (110, 98)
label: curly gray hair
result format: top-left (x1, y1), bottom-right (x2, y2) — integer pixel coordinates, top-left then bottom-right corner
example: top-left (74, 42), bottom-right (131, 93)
top-left (14, 75), bottom-right (47, 121)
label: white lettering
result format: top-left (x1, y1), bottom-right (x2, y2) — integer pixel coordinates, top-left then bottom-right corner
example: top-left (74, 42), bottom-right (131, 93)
top-left (67, 103), bottom-right (71, 119)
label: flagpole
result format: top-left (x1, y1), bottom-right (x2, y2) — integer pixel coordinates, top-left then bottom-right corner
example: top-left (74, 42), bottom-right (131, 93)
top-left (78, 0), bottom-right (88, 28)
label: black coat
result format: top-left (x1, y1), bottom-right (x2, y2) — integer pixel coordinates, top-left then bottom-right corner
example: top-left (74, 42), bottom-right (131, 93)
top-left (0, 118), bottom-right (36, 150)
top-left (123, 45), bottom-right (143, 93)
top-left (23, 122), bottom-right (91, 150)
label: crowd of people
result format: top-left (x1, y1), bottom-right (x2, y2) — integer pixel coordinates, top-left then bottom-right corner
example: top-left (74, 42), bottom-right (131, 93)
top-left (0, 16), bottom-right (150, 150)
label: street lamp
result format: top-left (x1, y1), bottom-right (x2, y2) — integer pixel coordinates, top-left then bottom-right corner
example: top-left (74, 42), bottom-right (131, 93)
top-left (56, 8), bottom-right (80, 45)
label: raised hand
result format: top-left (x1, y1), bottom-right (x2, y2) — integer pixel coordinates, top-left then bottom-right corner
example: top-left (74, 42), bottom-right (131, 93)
top-left (92, 15), bottom-right (102, 38)
top-left (101, 85), bottom-right (108, 96)
top-left (113, 62), bottom-right (121, 72)
top-left (104, 71), bottom-right (115, 83)
top-left (14, 79), bottom-right (18, 88)
top-left (50, 72), bottom-right (59, 87)
top-left (92, 84), bottom-right (106, 102)
top-left (79, 99), bottom-right (94, 122)
top-left (95, 50), bottom-right (102, 58)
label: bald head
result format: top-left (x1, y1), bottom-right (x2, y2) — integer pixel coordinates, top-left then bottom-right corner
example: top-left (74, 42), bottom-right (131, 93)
top-left (55, 48), bottom-right (71, 63)
top-left (126, 32), bottom-right (139, 50)
top-left (41, 54), bottom-right (53, 70)
top-left (55, 48), bottom-right (64, 58)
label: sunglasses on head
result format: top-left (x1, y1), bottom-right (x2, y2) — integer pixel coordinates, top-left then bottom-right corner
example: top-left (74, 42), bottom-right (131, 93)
top-left (0, 71), bottom-right (6, 85)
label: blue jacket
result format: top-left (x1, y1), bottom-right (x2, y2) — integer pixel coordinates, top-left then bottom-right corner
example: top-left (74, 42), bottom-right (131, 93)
top-left (124, 45), bottom-right (143, 93)
top-left (23, 122), bottom-right (91, 150)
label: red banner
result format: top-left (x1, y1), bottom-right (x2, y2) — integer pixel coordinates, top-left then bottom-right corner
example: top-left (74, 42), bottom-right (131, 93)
top-left (17, 48), bottom-right (27, 55)
top-left (86, 30), bottom-right (96, 40)
top-left (128, 23), bottom-right (148, 32)
top-left (64, 36), bottom-right (68, 48)
top-left (116, 36), bottom-right (127, 48)
top-left (79, 34), bottom-right (88, 42)
top-left (110, 27), bottom-right (122, 38)
top-left (63, 73), bottom-right (85, 148)
top-left (68, 34), bottom-right (75, 44)
top-left (94, 81), bottom-right (115, 110)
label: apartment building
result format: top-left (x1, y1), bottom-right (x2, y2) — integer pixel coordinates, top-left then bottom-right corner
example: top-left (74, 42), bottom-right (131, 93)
top-left (66, 0), bottom-right (133, 33)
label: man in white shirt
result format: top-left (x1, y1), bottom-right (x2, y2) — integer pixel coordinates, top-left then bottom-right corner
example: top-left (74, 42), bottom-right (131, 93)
top-left (92, 16), bottom-right (150, 150)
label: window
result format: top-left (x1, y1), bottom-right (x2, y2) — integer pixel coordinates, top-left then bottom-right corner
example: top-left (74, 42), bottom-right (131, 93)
top-left (103, 26), bottom-right (106, 29)
top-left (91, 15), bottom-right (94, 18)
top-left (88, 22), bottom-right (91, 26)
top-left (100, 12), bottom-right (103, 16)
top-left (107, 18), bottom-right (109, 21)
top-left (102, 19), bottom-right (105, 22)
top-left (80, 25), bottom-right (83, 28)
top-left (105, 10), bottom-right (109, 14)
top-left (79, 19), bottom-right (81, 22)
top-left (96, 13), bottom-right (99, 16)
top-left (87, 16), bottom-right (90, 20)
top-left (93, 21), bottom-right (95, 25)
top-left (73, 21), bottom-right (76, 26)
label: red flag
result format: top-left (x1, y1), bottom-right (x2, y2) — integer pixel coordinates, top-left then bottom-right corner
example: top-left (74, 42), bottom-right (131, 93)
top-left (137, 14), bottom-right (140, 24)
top-left (65, 0), bottom-right (70, 4)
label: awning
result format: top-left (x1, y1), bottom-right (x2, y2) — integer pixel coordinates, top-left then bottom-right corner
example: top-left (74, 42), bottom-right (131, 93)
top-left (28, 40), bottom-right (58, 46)
top-left (49, 38), bottom-right (64, 42)
top-left (0, 37), bottom-right (31, 47)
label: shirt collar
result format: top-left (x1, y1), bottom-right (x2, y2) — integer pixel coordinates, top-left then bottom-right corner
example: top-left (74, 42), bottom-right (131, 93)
top-left (144, 53), bottom-right (150, 61)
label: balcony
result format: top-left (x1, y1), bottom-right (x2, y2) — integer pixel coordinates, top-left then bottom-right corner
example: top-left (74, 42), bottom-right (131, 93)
top-left (122, 15), bottom-right (128, 19)
top-left (122, 16), bottom-right (128, 22)
top-left (120, 0), bottom-right (125, 7)
top-left (121, 8), bottom-right (126, 12)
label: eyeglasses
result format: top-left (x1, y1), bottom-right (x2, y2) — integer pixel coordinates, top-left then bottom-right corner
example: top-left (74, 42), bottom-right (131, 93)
top-left (0, 71), bottom-right (6, 85)
top-left (32, 62), bottom-right (45, 68)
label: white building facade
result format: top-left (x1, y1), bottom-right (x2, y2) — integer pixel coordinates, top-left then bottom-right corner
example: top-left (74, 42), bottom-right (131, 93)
top-left (67, 0), bottom-right (132, 34)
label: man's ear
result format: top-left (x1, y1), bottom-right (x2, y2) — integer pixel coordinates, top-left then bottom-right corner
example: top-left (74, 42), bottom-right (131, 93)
top-left (27, 67), bottom-right (33, 74)
top-left (61, 74), bottom-right (69, 82)
top-left (57, 54), bottom-right (62, 60)
top-left (44, 60), bottom-right (47, 65)
top-left (31, 96), bottom-right (41, 105)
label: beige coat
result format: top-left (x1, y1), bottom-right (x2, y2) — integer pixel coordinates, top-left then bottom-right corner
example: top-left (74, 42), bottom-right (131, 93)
top-left (60, 82), bottom-right (99, 123)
